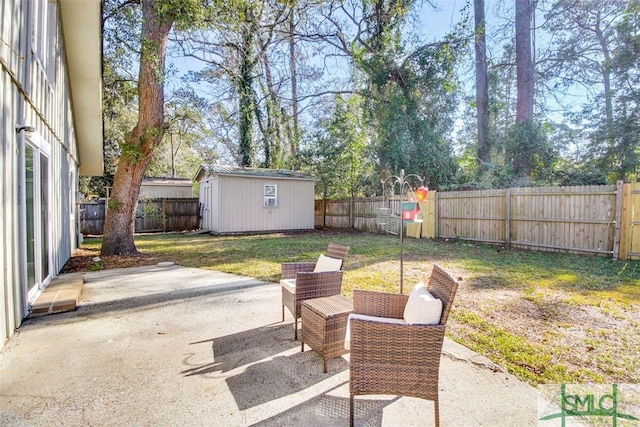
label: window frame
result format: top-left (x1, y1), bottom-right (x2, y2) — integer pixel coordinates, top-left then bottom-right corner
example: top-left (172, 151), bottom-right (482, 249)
top-left (31, 0), bottom-right (58, 87)
top-left (263, 184), bottom-right (278, 208)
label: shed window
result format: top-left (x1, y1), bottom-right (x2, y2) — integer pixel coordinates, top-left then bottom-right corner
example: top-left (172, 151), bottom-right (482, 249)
top-left (264, 184), bottom-right (278, 207)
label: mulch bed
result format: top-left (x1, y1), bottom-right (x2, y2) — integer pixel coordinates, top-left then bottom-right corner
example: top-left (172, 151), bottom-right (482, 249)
top-left (59, 247), bottom-right (163, 274)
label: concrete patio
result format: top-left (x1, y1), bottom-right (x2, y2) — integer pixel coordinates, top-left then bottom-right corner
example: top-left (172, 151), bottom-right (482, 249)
top-left (0, 264), bottom-right (540, 426)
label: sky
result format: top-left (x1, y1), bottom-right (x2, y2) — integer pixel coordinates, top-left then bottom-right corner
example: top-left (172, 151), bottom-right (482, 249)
top-left (419, 0), bottom-right (469, 38)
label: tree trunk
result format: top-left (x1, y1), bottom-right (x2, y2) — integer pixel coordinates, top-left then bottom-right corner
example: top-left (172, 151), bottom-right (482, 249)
top-left (258, 35), bottom-right (283, 168)
top-left (513, 0), bottom-right (535, 178)
top-left (289, 8), bottom-right (300, 158)
top-left (238, 4), bottom-right (257, 167)
top-left (594, 16), bottom-right (614, 145)
top-left (101, 0), bottom-right (173, 255)
top-left (238, 58), bottom-right (254, 167)
top-left (515, 0), bottom-right (534, 123)
top-left (474, 0), bottom-right (490, 171)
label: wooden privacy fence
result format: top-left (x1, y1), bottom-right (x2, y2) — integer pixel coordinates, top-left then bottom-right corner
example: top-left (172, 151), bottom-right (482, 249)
top-left (315, 182), bottom-right (640, 260)
top-left (80, 198), bottom-right (200, 235)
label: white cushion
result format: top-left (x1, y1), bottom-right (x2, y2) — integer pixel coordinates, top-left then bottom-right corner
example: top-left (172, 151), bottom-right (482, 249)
top-left (344, 313), bottom-right (407, 350)
top-left (313, 254), bottom-right (342, 272)
top-left (280, 279), bottom-right (296, 292)
top-left (402, 282), bottom-right (443, 325)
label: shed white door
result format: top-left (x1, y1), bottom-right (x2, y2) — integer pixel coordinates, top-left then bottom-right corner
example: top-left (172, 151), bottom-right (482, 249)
top-left (200, 181), bottom-right (212, 230)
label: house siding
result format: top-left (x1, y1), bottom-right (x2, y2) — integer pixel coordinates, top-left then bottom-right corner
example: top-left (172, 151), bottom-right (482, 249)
top-left (1, 59), bottom-right (21, 344)
top-left (1, 0), bottom-right (84, 347)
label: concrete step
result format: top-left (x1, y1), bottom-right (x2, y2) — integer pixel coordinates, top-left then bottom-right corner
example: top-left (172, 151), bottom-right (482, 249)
top-left (30, 274), bottom-right (84, 316)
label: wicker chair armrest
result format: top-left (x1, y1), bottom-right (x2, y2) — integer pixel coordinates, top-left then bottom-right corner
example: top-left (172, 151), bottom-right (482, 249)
top-left (353, 289), bottom-right (408, 319)
top-left (350, 318), bottom-right (446, 363)
top-left (281, 262), bottom-right (316, 279)
top-left (294, 270), bottom-right (344, 300)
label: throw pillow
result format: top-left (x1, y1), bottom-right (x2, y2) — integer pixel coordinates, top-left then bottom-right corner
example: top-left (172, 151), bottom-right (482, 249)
top-left (403, 281), bottom-right (443, 325)
top-left (313, 253), bottom-right (343, 272)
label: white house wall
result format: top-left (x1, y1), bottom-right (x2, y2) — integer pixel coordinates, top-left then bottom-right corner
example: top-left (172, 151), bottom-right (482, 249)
top-left (0, 36), bottom-right (21, 345)
top-left (1, 0), bottom-right (27, 348)
top-left (1, 0), bottom-right (82, 347)
top-left (218, 176), bottom-right (315, 233)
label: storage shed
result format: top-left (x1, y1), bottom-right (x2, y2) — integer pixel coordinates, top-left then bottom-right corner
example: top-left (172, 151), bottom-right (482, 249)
top-left (140, 177), bottom-right (194, 199)
top-left (195, 165), bottom-right (317, 234)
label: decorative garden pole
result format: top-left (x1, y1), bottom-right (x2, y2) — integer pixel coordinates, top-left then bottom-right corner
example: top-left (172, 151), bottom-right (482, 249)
top-left (381, 170), bottom-right (429, 293)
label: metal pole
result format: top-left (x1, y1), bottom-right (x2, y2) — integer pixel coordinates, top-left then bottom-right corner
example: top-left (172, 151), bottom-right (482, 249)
top-left (381, 169), bottom-right (424, 295)
top-left (400, 215), bottom-right (404, 293)
top-left (399, 169), bottom-right (405, 294)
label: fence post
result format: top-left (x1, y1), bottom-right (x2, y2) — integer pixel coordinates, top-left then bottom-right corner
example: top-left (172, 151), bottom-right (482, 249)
top-left (613, 180), bottom-right (624, 259)
top-left (434, 191), bottom-right (439, 239)
top-left (350, 197), bottom-right (354, 228)
top-left (505, 188), bottom-right (511, 249)
top-left (321, 198), bottom-right (326, 228)
top-left (619, 182), bottom-right (632, 260)
top-left (160, 199), bottom-right (165, 232)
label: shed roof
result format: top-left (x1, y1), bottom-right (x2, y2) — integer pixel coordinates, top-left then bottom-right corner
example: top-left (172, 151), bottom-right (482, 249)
top-left (142, 177), bottom-right (193, 187)
top-left (194, 165), bottom-right (317, 182)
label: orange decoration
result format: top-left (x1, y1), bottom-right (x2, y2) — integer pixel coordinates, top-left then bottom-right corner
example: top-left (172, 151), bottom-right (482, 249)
top-left (415, 186), bottom-right (429, 202)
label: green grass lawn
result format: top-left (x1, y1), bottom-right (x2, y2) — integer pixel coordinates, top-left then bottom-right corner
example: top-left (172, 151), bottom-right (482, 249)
top-left (78, 229), bottom-right (640, 386)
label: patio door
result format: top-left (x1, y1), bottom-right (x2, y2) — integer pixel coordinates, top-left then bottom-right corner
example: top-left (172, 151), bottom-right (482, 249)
top-left (24, 139), bottom-right (51, 302)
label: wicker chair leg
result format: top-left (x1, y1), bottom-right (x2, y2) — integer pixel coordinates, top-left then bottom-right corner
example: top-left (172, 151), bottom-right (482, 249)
top-left (434, 397), bottom-right (439, 427)
top-left (282, 305), bottom-right (285, 322)
top-left (350, 395), bottom-right (354, 427)
top-left (294, 317), bottom-right (298, 340)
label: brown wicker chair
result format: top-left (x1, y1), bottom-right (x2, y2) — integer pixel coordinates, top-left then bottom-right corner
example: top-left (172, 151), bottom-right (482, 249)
top-left (349, 264), bottom-right (458, 427)
top-left (281, 243), bottom-right (350, 340)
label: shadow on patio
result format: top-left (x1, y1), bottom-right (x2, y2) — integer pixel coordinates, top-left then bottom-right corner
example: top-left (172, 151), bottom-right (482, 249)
top-left (184, 321), bottom-right (352, 411)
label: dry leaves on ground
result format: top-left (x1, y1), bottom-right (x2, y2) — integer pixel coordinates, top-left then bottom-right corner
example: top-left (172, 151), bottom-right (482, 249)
top-left (60, 247), bottom-right (164, 274)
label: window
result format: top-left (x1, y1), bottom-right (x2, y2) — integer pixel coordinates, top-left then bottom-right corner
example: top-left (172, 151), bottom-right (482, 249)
top-left (264, 184), bottom-right (277, 207)
top-left (32, 0), bottom-right (58, 85)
